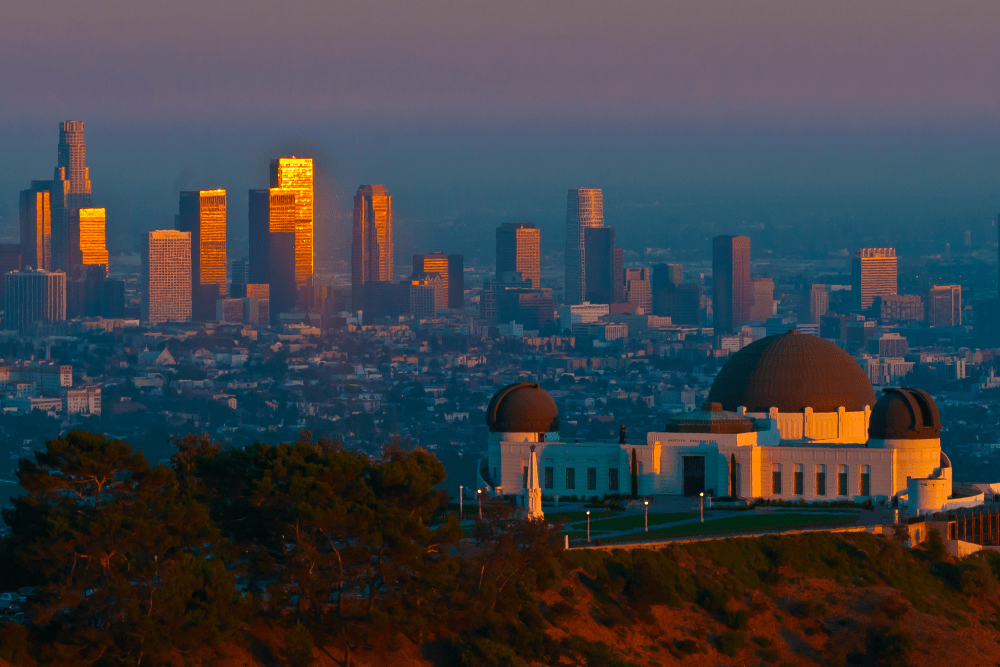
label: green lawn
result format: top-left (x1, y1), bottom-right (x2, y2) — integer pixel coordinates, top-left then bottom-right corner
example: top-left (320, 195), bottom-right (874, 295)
top-left (545, 510), bottom-right (619, 523)
top-left (605, 512), bottom-right (859, 544)
top-left (581, 512), bottom-right (700, 531)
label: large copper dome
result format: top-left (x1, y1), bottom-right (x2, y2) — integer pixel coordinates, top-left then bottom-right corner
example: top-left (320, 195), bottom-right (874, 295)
top-left (707, 331), bottom-right (876, 413)
top-left (486, 383), bottom-right (560, 433)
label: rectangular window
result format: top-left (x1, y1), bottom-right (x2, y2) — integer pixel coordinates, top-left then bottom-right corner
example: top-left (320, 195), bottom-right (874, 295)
top-left (587, 467), bottom-right (597, 491)
top-left (566, 468), bottom-right (576, 490)
top-left (794, 464), bottom-right (804, 495)
top-left (816, 465), bottom-right (827, 496)
top-left (860, 465), bottom-right (871, 497)
top-left (838, 464), bottom-right (848, 496)
top-left (522, 466), bottom-right (528, 488)
top-left (544, 467), bottom-right (553, 489)
top-left (772, 463), bottom-right (782, 495)
top-left (609, 468), bottom-right (619, 491)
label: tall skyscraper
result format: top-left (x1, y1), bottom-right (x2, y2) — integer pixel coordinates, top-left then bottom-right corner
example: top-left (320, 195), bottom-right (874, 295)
top-left (142, 230), bottom-right (192, 324)
top-left (51, 121), bottom-right (93, 272)
top-left (624, 267), bottom-right (651, 314)
top-left (270, 158), bottom-right (314, 287)
top-left (5, 269), bottom-right (66, 332)
top-left (565, 188), bottom-right (604, 305)
top-left (249, 188), bottom-right (297, 318)
top-left (496, 222), bottom-right (541, 289)
top-left (584, 227), bottom-right (617, 304)
top-left (231, 259), bottom-right (249, 290)
top-left (928, 285), bottom-right (962, 327)
top-left (178, 190), bottom-right (226, 320)
top-left (19, 184), bottom-right (51, 271)
top-left (447, 254), bottom-right (464, 310)
top-left (68, 208), bottom-right (108, 276)
top-left (712, 235), bottom-right (752, 333)
top-left (852, 248), bottom-right (897, 310)
top-left (750, 277), bottom-right (775, 322)
top-left (351, 185), bottom-right (394, 310)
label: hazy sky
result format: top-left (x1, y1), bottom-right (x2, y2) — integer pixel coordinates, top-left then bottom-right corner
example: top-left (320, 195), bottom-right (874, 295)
top-left (3, 0), bottom-right (1000, 265)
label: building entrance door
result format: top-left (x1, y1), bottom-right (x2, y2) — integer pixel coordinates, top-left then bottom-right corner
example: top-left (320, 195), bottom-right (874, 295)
top-left (682, 456), bottom-right (705, 496)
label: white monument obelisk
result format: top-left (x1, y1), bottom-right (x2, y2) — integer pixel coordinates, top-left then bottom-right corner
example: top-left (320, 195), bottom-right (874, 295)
top-left (525, 446), bottom-right (544, 519)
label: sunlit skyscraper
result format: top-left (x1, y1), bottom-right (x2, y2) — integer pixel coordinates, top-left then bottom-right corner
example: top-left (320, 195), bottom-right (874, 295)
top-left (565, 188), bottom-right (604, 305)
top-left (51, 121), bottom-right (93, 272)
top-left (19, 184), bottom-right (51, 271)
top-left (69, 208), bottom-right (108, 275)
top-left (351, 185), bottom-right (394, 310)
top-left (178, 190), bottom-right (227, 320)
top-left (712, 235), bottom-right (752, 332)
top-left (249, 189), bottom-right (297, 318)
top-left (496, 222), bottom-right (541, 289)
top-left (142, 230), bottom-right (192, 324)
top-left (270, 158), bottom-right (313, 287)
top-left (852, 248), bottom-right (897, 310)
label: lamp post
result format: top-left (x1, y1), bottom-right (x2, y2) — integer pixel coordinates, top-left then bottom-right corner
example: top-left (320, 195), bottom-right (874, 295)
top-left (587, 510), bottom-right (591, 543)
top-left (459, 485), bottom-right (464, 519)
top-left (644, 499), bottom-right (649, 532)
top-left (477, 488), bottom-right (483, 520)
top-left (699, 492), bottom-right (704, 523)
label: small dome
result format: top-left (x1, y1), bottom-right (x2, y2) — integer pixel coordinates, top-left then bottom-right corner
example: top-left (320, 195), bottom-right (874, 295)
top-left (486, 383), bottom-right (559, 433)
top-left (707, 331), bottom-right (876, 413)
top-left (664, 402), bottom-right (755, 434)
top-left (868, 388), bottom-right (941, 440)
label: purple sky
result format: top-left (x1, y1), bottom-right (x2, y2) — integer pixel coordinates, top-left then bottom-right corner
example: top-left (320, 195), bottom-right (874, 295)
top-left (5, 0), bottom-right (999, 126)
top-left (3, 1), bottom-right (1000, 262)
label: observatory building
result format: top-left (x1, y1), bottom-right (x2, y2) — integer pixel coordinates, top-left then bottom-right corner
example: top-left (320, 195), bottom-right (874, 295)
top-left (479, 331), bottom-right (968, 516)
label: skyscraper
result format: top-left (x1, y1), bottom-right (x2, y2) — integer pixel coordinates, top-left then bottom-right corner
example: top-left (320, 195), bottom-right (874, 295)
top-left (928, 285), bottom-right (962, 327)
top-left (804, 284), bottom-right (830, 325)
top-left (447, 254), bottom-right (464, 310)
top-left (270, 158), bottom-right (314, 287)
top-left (5, 269), bottom-right (66, 332)
top-left (624, 268), bottom-right (651, 314)
top-left (142, 230), bottom-right (192, 324)
top-left (249, 188), bottom-right (297, 318)
top-left (19, 184), bottom-right (51, 271)
top-left (712, 235), bottom-right (752, 333)
top-left (584, 227), bottom-right (617, 304)
top-left (565, 188), bottom-right (604, 305)
top-left (178, 190), bottom-right (227, 320)
top-left (68, 208), bottom-right (108, 276)
top-left (496, 222), bottom-right (541, 289)
top-left (351, 185), bottom-right (394, 310)
top-left (852, 248), bottom-right (897, 310)
top-left (750, 278), bottom-right (775, 322)
top-left (51, 121), bottom-right (93, 272)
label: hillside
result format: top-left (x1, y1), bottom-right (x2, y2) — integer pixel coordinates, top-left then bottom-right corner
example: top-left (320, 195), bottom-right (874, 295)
top-left (1, 530), bottom-right (989, 667)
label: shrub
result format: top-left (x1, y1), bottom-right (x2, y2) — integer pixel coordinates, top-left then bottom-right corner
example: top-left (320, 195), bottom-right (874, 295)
top-left (284, 622), bottom-right (314, 667)
top-left (754, 636), bottom-right (774, 647)
top-left (716, 631), bottom-right (746, 657)
top-left (726, 609), bottom-right (749, 630)
top-left (759, 647), bottom-right (780, 663)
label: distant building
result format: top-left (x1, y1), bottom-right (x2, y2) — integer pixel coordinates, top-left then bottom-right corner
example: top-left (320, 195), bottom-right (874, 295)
top-left (248, 189), bottom-right (297, 319)
top-left (4, 269), bottom-right (66, 332)
top-left (927, 285), bottom-right (962, 327)
top-left (178, 190), bottom-right (227, 321)
top-left (352, 185), bottom-right (393, 311)
top-left (19, 184), bottom-right (51, 271)
top-left (496, 222), bottom-right (540, 289)
top-left (624, 267), bottom-right (651, 315)
top-left (51, 121), bottom-right (94, 272)
top-left (873, 294), bottom-right (924, 324)
top-left (801, 284), bottom-right (829, 325)
top-left (481, 272), bottom-right (532, 322)
top-left (230, 258), bottom-right (249, 290)
top-left (750, 278), bottom-right (775, 322)
top-left (712, 235), bottom-right (751, 332)
top-left (558, 302), bottom-right (611, 329)
top-left (874, 332), bottom-right (908, 358)
top-left (409, 279), bottom-right (437, 319)
top-left (852, 248), bottom-right (897, 309)
top-left (413, 253), bottom-right (464, 310)
top-left (565, 188), bottom-right (604, 305)
top-left (584, 227), bottom-right (619, 304)
top-left (270, 157), bottom-right (314, 287)
top-left (142, 230), bottom-right (191, 324)
top-left (216, 298), bottom-right (244, 324)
